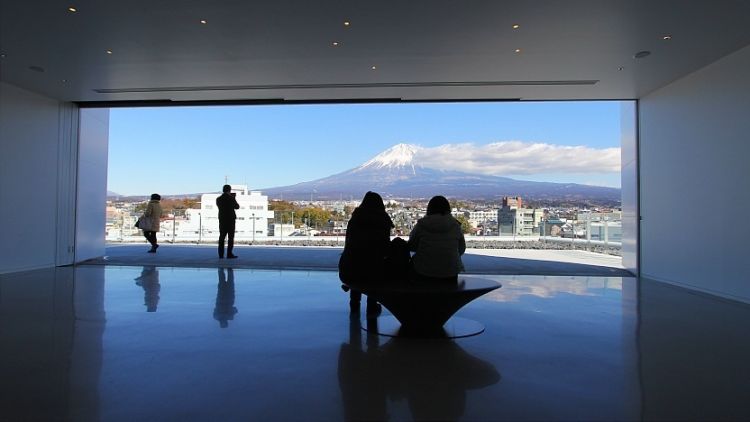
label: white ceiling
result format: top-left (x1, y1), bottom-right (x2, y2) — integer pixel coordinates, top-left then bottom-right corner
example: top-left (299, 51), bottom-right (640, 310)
top-left (1, 0), bottom-right (749, 103)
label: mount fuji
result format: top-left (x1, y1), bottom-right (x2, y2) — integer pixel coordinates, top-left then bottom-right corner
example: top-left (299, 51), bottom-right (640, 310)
top-left (261, 144), bottom-right (620, 202)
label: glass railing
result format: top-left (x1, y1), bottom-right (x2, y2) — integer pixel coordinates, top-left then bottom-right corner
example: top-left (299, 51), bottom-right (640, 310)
top-left (106, 213), bottom-right (622, 257)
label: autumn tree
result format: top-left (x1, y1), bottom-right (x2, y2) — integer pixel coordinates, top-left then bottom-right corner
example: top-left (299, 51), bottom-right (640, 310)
top-left (160, 196), bottom-right (200, 215)
top-left (269, 200), bottom-right (296, 212)
top-left (299, 207), bottom-right (332, 229)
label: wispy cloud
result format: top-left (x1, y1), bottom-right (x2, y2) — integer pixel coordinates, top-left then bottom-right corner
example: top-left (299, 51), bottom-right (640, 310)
top-left (414, 141), bottom-right (620, 175)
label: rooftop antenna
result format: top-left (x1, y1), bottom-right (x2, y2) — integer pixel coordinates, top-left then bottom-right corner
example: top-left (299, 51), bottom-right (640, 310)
top-left (224, 175), bottom-right (228, 185)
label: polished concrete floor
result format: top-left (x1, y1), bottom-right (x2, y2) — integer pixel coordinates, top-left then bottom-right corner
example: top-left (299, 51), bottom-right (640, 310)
top-left (91, 244), bottom-right (631, 277)
top-left (1, 266), bottom-right (748, 421)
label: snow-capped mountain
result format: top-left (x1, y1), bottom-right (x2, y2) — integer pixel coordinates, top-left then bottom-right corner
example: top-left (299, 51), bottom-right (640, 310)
top-left (358, 143), bottom-right (422, 173)
top-left (262, 143), bottom-right (620, 202)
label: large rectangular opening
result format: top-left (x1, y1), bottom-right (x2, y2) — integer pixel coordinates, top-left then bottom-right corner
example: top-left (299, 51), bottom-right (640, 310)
top-left (96, 100), bottom-right (634, 274)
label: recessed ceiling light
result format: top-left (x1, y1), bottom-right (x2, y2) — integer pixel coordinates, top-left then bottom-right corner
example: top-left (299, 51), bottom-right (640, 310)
top-left (634, 50), bottom-right (650, 59)
top-left (200, 19), bottom-right (207, 24)
top-left (106, 50), bottom-right (113, 55)
top-left (0, 53), bottom-right (6, 58)
top-left (514, 48), bottom-right (521, 53)
top-left (62, 79), bottom-right (68, 83)
top-left (512, 24), bottom-right (520, 29)
top-left (332, 41), bottom-right (339, 47)
top-left (371, 65), bottom-right (377, 70)
top-left (618, 66), bottom-right (624, 71)
top-left (68, 6), bottom-right (77, 12)
top-left (662, 35), bottom-right (672, 40)
top-left (344, 21), bottom-right (351, 27)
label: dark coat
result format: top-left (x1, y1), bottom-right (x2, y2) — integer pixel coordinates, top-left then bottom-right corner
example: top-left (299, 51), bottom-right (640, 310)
top-left (339, 192), bottom-right (394, 284)
top-left (216, 193), bottom-right (240, 222)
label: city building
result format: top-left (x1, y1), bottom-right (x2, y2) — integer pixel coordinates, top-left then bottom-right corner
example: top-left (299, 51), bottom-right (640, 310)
top-left (267, 223), bottom-right (296, 238)
top-left (467, 209), bottom-right (499, 228)
top-left (540, 218), bottom-right (566, 236)
top-left (498, 196), bottom-right (542, 236)
top-left (576, 211), bottom-right (623, 222)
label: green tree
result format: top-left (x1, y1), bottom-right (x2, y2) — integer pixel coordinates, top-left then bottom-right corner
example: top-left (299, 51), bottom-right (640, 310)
top-left (455, 214), bottom-right (472, 234)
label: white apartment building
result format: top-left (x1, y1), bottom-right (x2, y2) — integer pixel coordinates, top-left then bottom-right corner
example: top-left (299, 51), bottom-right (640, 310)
top-left (467, 210), bottom-right (499, 228)
top-left (576, 211), bottom-right (623, 222)
top-left (160, 185), bottom-right (274, 241)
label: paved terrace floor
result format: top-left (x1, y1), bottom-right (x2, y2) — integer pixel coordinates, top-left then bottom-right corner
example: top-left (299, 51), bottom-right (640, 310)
top-left (88, 244), bottom-right (631, 277)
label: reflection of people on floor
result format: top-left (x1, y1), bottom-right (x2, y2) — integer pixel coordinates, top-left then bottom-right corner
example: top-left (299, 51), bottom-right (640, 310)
top-left (338, 317), bottom-right (388, 421)
top-left (337, 319), bottom-right (501, 421)
top-left (134, 266), bottom-right (160, 312)
top-left (214, 268), bottom-right (238, 328)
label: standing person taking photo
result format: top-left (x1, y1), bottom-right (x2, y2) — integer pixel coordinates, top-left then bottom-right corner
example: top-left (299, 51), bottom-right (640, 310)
top-left (217, 184), bottom-right (240, 259)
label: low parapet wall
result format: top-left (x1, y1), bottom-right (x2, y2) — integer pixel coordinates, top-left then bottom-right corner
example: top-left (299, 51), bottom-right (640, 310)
top-left (107, 237), bottom-right (621, 256)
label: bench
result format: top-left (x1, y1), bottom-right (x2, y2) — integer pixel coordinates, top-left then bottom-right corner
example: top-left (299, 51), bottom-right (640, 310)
top-left (343, 276), bottom-right (501, 338)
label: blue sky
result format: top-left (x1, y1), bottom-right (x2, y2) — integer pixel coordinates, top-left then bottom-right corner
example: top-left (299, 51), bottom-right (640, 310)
top-left (108, 101), bottom-right (626, 196)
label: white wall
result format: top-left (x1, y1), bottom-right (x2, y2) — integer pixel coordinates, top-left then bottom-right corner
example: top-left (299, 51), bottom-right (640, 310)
top-left (0, 82), bottom-right (77, 273)
top-left (620, 102), bottom-right (638, 274)
top-left (639, 45), bottom-right (750, 303)
top-left (75, 109), bottom-right (109, 262)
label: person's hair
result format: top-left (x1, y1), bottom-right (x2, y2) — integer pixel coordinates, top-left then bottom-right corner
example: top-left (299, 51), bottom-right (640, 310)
top-left (359, 191), bottom-right (386, 213)
top-left (150, 193), bottom-right (161, 200)
top-left (222, 184), bottom-right (232, 193)
top-left (426, 195), bottom-right (451, 215)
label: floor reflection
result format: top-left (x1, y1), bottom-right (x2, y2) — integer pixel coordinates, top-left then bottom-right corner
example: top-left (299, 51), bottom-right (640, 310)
top-left (134, 266), bottom-right (160, 312)
top-left (0, 265), bottom-right (748, 420)
top-left (338, 317), bottom-right (500, 421)
top-left (214, 268), bottom-right (238, 328)
top-left (483, 275), bottom-right (623, 302)
top-left (0, 266), bottom-right (104, 421)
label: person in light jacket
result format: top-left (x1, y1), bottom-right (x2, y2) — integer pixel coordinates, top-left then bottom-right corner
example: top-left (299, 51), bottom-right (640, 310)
top-left (408, 195), bottom-right (466, 282)
top-left (142, 193), bottom-right (162, 253)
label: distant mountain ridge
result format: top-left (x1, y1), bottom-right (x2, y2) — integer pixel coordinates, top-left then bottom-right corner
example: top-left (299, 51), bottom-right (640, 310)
top-left (261, 143), bottom-right (621, 202)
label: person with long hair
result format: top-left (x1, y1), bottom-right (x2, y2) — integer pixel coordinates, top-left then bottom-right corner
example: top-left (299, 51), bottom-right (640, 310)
top-left (408, 195), bottom-right (466, 283)
top-left (338, 191), bottom-right (394, 316)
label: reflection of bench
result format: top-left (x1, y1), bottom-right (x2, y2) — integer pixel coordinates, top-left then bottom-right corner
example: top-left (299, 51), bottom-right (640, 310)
top-left (343, 277), bottom-right (501, 337)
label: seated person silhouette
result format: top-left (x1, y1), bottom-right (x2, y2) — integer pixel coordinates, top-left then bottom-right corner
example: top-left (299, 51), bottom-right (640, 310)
top-left (339, 191), bottom-right (409, 317)
top-left (408, 195), bottom-right (466, 283)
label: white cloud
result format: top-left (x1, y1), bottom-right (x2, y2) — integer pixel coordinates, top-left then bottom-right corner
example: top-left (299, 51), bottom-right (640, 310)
top-left (414, 141), bottom-right (620, 175)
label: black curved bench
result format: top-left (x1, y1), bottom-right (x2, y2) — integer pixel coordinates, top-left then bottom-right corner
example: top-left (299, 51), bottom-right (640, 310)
top-left (343, 276), bottom-right (501, 337)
